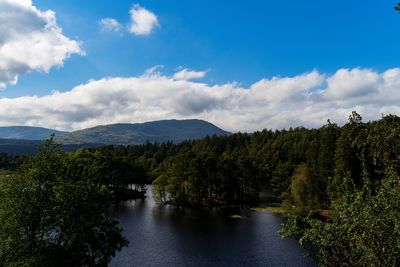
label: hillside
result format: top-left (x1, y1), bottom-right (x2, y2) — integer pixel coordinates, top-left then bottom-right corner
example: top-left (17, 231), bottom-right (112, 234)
top-left (0, 126), bottom-right (66, 140)
top-left (58, 119), bottom-right (231, 145)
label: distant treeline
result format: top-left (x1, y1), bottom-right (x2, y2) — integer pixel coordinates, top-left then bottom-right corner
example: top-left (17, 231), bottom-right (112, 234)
top-left (0, 152), bottom-right (25, 170)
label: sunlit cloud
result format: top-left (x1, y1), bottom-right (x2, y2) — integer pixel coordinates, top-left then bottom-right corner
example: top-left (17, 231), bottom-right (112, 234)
top-left (0, 0), bottom-right (84, 88)
top-left (129, 4), bottom-right (159, 36)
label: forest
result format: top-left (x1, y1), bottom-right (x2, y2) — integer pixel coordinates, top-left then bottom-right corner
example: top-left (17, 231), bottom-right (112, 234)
top-left (0, 112), bottom-right (400, 266)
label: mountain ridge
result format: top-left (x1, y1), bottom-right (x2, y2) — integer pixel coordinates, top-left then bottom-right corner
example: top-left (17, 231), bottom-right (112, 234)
top-left (0, 126), bottom-right (66, 140)
top-left (58, 119), bottom-right (231, 145)
top-left (0, 120), bottom-right (231, 150)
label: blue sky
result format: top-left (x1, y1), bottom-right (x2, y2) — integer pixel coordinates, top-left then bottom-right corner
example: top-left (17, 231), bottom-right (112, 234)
top-left (6, 0), bottom-right (400, 97)
top-left (0, 0), bottom-right (400, 131)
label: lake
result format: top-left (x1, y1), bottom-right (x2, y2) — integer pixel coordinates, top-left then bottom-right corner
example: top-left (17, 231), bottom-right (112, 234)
top-left (109, 187), bottom-right (315, 267)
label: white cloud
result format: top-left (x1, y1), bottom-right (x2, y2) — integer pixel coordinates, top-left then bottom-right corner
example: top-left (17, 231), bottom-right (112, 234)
top-left (129, 4), bottom-right (158, 36)
top-left (0, 67), bottom-right (400, 132)
top-left (99, 18), bottom-right (123, 34)
top-left (324, 68), bottom-right (381, 100)
top-left (0, 0), bottom-right (84, 88)
top-left (173, 68), bottom-right (209, 81)
top-left (250, 71), bottom-right (324, 103)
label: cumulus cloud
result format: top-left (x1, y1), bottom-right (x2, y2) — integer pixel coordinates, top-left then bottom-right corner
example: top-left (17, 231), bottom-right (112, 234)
top-left (250, 71), bottom-right (324, 103)
top-left (173, 68), bottom-right (209, 81)
top-left (324, 68), bottom-right (381, 100)
top-left (0, 67), bottom-right (400, 132)
top-left (99, 18), bottom-right (123, 34)
top-left (0, 0), bottom-right (84, 88)
top-left (129, 4), bottom-right (158, 35)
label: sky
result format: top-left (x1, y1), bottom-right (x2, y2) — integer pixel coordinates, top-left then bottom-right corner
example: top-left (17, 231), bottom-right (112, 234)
top-left (0, 0), bottom-right (400, 132)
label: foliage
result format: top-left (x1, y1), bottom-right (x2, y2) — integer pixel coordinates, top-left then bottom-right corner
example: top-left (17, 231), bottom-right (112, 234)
top-left (152, 174), bottom-right (169, 203)
top-left (280, 113), bottom-right (400, 265)
top-left (152, 146), bottom-right (260, 206)
top-left (280, 175), bottom-right (400, 266)
top-left (0, 139), bottom-right (128, 266)
top-left (285, 164), bottom-right (317, 215)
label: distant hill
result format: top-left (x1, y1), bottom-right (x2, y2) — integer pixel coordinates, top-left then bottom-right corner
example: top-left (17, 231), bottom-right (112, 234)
top-left (58, 119), bottom-right (231, 145)
top-left (0, 120), bottom-right (231, 154)
top-left (0, 126), bottom-right (66, 140)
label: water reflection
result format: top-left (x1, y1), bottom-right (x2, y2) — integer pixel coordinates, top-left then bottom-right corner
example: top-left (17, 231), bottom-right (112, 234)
top-left (110, 187), bottom-right (315, 267)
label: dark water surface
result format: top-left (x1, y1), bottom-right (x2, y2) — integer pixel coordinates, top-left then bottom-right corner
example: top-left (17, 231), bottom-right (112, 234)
top-left (110, 187), bottom-right (315, 267)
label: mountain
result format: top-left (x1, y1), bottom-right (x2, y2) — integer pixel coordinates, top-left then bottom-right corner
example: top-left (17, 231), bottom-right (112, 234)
top-left (0, 120), bottom-right (231, 154)
top-left (58, 119), bottom-right (231, 145)
top-left (0, 126), bottom-right (66, 140)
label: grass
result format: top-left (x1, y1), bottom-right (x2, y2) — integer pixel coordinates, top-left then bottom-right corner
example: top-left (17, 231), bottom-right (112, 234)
top-left (250, 206), bottom-right (287, 214)
top-left (229, 214), bottom-right (244, 219)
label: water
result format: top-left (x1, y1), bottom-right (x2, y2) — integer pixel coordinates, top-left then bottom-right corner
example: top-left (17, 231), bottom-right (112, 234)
top-left (110, 187), bottom-right (315, 267)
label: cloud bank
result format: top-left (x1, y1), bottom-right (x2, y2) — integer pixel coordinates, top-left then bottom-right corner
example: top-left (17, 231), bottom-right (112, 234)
top-left (0, 67), bottom-right (399, 132)
top-left (0, 0), bottom-right (84, 88)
